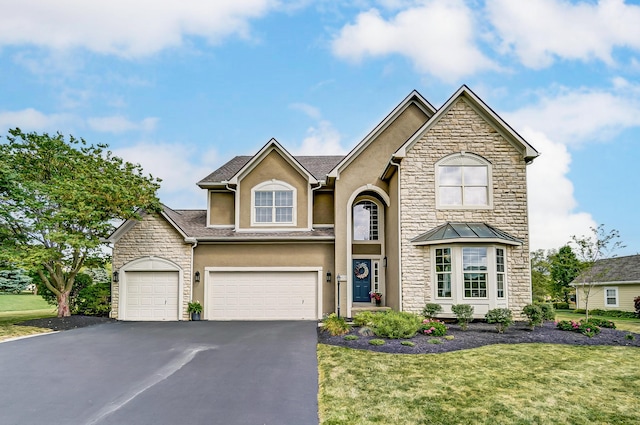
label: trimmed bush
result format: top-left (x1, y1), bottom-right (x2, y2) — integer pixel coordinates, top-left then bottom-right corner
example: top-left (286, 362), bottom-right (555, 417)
top-left (422, 303), bottom-right (443, 319)
top-left (401, 341), bottom-right (415, 347)
top-left (585, 318), bottom-right (616, 329)
top-left (372, 311), bottom-right (422, 339)
top-left (323, 313), bottom-right (350, 336)
top-left (75, 280), bottom-right (111, 316)
top-left (485, 308), bottom-right (513, 333)
top-left (588, 309), bottom-right (636, 319)
top-left (369, 339), bottom-right (385, 346)
top-left (419, 319), bottom-right (447, 336)
top-left (523, 304), bottom-right (543, 330)
top-left (451, 304), bottom-right (474, 330)
top-left (538, 303), bottom-right (556, 321)
top-left (344, 335), bottom-right (359, 341)
top-left (553, 302), bottom-right (570, 310)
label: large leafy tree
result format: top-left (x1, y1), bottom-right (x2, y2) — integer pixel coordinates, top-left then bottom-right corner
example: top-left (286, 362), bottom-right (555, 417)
top-left (0, 129), bottom-right (161, 316)
top-left (549, 245), bottom-right (582, 304)
top-left (530, 249), bottom-right (552, 302)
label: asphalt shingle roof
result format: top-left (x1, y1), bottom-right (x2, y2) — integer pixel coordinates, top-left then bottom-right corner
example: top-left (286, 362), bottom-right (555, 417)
top-left (162, 206), bottom-right (334, 240)
top-left (574, 254), bottom-right (640, 283)
top-left (197, 155), bottom-right (344, 184)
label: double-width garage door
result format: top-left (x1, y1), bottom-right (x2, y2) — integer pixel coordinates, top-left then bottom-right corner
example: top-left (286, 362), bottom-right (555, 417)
top-left (125, 271), bottom-right (179, 321)
top-left (207, 271), bottom-right (317, 320)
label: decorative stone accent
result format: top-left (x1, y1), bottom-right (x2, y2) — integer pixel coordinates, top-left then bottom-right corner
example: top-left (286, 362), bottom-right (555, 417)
top-left (112, 213), bottom-right (192, 320)
top-left (400, 98), bottom-right (532, 317)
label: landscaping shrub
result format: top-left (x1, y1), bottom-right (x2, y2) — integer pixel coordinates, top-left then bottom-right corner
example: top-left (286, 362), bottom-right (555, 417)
top-left (588, 309), bottom-right (636, 319)
top-left (357, 326), bottom-right (375, 337)
top-left (574, 309), bottom-right (587, 314)
top-left (419, 319), bottom-right (447, 336)
top-left (485, 308), bottom-right (513, 333)
top-left (451, 304), bottom-right (474, 330)
top-left (428, 338), bottom-right (442, 344)
top-left (556, 319), bottom-right (601, 337)
top-left (369, 339), bottom-right (385, 346)
top-left (323, 313), bottom-right (350, 336)
top-left (553, 302), bottom-right (570, 310)
top-left (372, 311), bottom-right (422, 339)
top-left (353, 311), bottom-right (377, 327)
top-left (635, 296), bottom-right (640, 318)
top-left (626, 333), bottom-right (635, 341)
top-left (538, 303), bottom-right (556, 321)
top-left (523, 304), bottom-right (543, 330)
top-left (344, 335), bottom-right (359, 341)
top-left (75, 280), bottom-right (111, 316)
top-left (401, 341), bottom-right (415, 347)
top-left (422, 303), bottom-right (443, 319)
top-left (585, 318), bottom-right (616, 329)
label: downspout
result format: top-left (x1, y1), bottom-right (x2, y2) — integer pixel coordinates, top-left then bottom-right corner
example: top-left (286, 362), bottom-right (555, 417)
top-left (225, 182), bottom-right (238, 230)
top-left (389, 156), bottom-right (403, 311)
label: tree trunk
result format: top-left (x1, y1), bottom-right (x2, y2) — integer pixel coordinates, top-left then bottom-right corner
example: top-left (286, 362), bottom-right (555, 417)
top-left (57, 291), bottom-right (71, 317)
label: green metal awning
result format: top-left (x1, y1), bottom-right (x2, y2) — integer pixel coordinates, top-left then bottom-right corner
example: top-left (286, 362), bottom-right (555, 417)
top-left (411, 222), bottom-right (523, 246)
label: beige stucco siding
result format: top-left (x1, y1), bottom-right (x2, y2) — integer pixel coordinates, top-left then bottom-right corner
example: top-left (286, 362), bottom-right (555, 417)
top-left (208, 191), bottom-right (235, 226)
top-left (334, 103), bottom-right (430, 310)
top-left (238, 150), bottom-right (309, 229)
top-left (576, 284), bottom-right (640, 312)
top-left (111, 213), bottom-right (192, 320)
top-left (193, 242), bottom-right (335, 314)
top-left (313, 191), bottom-right (334, 225)
top-left (400, 98), bottom-right (532, 316)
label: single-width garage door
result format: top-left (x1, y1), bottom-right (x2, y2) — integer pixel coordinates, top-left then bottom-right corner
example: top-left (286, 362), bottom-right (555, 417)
top-left (125, 271), bottom-right (179, 321)
top-left (207, 271), bottom-right (317, 320)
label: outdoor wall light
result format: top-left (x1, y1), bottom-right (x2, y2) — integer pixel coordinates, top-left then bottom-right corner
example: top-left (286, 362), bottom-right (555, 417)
top-left (112, 271), bottom-right (119, 283)
top-left (194, 271), bottom-right (201, 283)
top-left (326, 271), bottom-right (332, 282)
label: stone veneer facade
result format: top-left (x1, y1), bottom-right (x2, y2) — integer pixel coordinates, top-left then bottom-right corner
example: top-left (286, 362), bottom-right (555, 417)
top-left (400, 98), bottom-right (532, 316)
top-left (111, 213), bottom-right (192, 320)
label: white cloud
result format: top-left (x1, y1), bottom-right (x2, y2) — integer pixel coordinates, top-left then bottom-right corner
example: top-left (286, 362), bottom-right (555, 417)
top-left (524, 128), bottom-right (597, 251)
top-left (293, 120), bottom-right (347, 155)
top-left (0, 0), bottom-right (278, 58)
top-left (88, 116), bottom-right (159, 134)
top-left (487, 0), bottom-right (640, 68)
top-left (290, 103), bottom-right (322, 120)
top-left (504, 85), bottom-right (640, 146)
top-left (112, 142), bottom-right (218, 209)
top-left (331, 0), bottom-right (496, 82)
top-left (0, 108), bottom-right (78, 133)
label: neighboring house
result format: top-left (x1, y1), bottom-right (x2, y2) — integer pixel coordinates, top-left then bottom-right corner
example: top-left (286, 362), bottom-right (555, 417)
top-left (108, 85), bottom-right (539, 321)
top-left (573, 254), bottom-right (640, 312)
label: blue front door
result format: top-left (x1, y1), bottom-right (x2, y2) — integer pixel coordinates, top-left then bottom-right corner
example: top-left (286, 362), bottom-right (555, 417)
top-left (353, 259), bottom-right (372, 302)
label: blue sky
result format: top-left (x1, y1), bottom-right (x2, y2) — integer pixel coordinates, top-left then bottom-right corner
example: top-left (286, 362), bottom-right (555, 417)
top-left (1, 0), bottom-right (639, 255)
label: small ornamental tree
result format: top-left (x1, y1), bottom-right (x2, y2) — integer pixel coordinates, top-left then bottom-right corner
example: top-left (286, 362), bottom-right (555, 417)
top-left (0, 129), bottom-right (161, 316)
top-left (571, 225), bottom-right (625, 321)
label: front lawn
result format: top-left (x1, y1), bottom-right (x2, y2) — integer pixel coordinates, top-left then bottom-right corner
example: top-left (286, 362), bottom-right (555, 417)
top-left (318, 343), bottom-right (640, 424)
top-left (0, 294), bottom-right (56, 341)
top-left (555, 310), bottom-right (640, 334)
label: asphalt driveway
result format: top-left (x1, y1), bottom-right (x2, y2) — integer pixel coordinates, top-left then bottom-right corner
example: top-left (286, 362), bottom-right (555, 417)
top-left (0, 321), bottom-right (318, 425)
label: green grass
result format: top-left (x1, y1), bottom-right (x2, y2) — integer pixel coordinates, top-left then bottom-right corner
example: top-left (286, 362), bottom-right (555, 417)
top-left (0, 293), bottom-right (52, 312)
top-left (318, 344), bottom-right (640, 424)
top-left (0, 294), bottom-right (56, 341)
top-left (555, 310), bottom-right (640, 334)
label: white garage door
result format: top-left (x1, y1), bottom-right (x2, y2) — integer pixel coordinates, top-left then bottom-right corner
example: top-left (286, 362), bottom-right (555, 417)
top-left (207, 271), bottom-right (317, 320)
top-left (125, 271), bottom-right (179, 321)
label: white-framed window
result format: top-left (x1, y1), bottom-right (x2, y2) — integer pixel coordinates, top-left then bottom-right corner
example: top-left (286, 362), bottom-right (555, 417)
top-left (251, 180), bottom-right (296, 226)
top-left (496, 248), bottom-right (505, 299)
top-left (435, 247), bottom-right (452, 298)
top-left (436, 152), bottom-right (492, 209)
top-left (604, 287), bottom-right (618, 307)
top-left (353, 200), bottom-right (379, 241)
top-left (373, 261), bottom-right (380, 293)
top-left (432, 245), bottom-right (506, 300)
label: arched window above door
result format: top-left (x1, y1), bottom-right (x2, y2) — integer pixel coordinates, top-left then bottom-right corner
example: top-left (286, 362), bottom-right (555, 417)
top-left (353, 200), bottom-right (379, 241)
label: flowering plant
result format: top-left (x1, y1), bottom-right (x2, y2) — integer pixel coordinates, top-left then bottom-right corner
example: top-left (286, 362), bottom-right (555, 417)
top-left (555, 319), bottom-right (601, 337)
top-left (369, 292), bottom-right (382, 302)
top-left (420, 319), bottom-right (447, 336)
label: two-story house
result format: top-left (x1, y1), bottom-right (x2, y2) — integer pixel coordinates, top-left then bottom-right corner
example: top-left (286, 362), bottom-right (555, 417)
top-left (108, 85), bottom-right (539, 321)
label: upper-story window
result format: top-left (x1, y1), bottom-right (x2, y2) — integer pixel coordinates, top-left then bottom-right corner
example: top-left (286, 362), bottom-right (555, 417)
top-left (436, 152), bottom-right (492, 208)
top-left (353, 200), bottom-right (378, 241)
top-left (252, 180), bottom-right (296, 225)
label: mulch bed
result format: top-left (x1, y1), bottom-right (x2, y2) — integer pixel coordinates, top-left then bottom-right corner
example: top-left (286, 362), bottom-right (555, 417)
top-left (318, 321), bottom-right (640, 354)
top-left (17, 315), bottom-right (115, 331)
